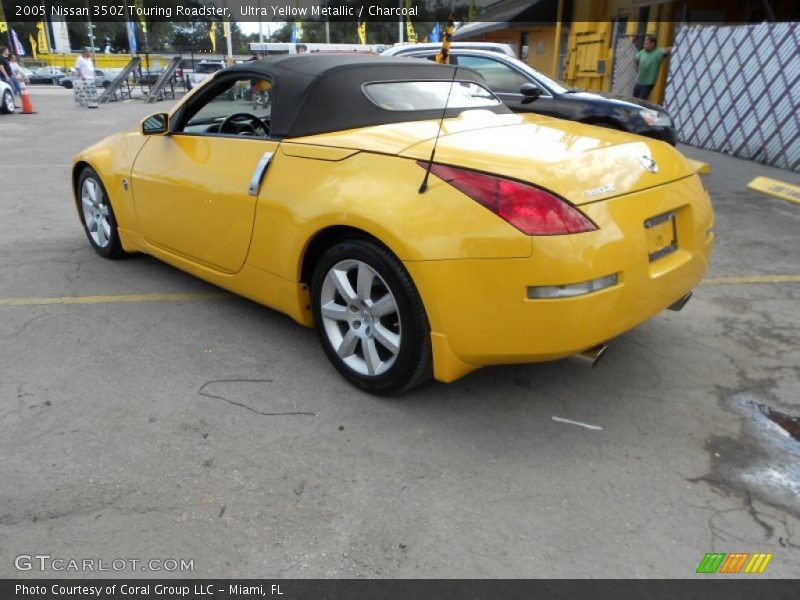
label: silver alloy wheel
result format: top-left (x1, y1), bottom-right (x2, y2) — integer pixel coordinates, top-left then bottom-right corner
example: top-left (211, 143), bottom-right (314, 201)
top-left (2, 90), bottom-right (13, 113)
top-left (81, 177), bottom-right (112, 248)
top-left (319, 259), bottom-right (402, 377)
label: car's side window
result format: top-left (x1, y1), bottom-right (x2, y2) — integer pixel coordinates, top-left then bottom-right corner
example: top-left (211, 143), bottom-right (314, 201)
top-left (455, 56), bottom-right (531, 95)
top-left (178, 76), bottom-right (273, 138)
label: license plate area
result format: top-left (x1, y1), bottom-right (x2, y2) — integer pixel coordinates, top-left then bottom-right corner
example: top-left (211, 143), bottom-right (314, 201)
top-left (644, 211), bottom-right (677, 262)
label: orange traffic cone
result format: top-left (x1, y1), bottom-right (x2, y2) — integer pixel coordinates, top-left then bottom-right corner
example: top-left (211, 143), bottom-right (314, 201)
top-left (19, 81), bottom-right (37, 114)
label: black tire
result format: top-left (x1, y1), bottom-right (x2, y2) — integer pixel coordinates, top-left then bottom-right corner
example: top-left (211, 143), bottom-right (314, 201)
top-left (1, 89), bottom-right (14, 114)
top-left (76, 167), bottom-right (125, 259)
top-left (311, 238), bottom-right (432, 396)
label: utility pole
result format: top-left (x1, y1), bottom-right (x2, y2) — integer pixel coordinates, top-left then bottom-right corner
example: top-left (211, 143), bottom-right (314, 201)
top-left (223, 0), bottom-right (233, 61)
top-left (398, 0), bottom-right (403, 43)
top-left (258, 0), bottom-right (264, 43)
top-left (323, 1), bottom-right (330, 43)
top-left (85, 0), bottom-right (96, 61)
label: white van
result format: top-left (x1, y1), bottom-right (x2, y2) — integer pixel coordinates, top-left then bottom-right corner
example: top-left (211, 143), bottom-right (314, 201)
top-left (188, 60), bottom-right (226, 89)
top-left (249, 42), bottom-right (383, 55)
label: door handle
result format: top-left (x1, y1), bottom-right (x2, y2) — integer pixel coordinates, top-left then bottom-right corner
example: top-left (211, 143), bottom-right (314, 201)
top-left (248, 151), bottom-right (274, 196)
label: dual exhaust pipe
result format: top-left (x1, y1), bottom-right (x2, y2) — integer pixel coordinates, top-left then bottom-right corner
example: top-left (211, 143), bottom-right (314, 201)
top-left (571, 291), bottom-right (693, 368)
top-left (667, 291), bottom-right (693, 312)
top-left (572, 344), bottom-right (608, 368)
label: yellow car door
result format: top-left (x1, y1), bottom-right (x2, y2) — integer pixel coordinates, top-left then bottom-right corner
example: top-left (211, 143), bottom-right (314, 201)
top-left (131, 74), bottom-right (277, 274)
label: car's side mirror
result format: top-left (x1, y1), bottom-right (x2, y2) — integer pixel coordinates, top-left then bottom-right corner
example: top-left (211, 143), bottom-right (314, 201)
top-left (520, 83), bottom-right (542, 104)
top-left (142, 113), bottom-right (169, 135)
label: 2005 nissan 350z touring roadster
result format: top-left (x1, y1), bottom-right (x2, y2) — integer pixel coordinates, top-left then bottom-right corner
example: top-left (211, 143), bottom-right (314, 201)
top-left (72, 55), bottom-right (714, 395)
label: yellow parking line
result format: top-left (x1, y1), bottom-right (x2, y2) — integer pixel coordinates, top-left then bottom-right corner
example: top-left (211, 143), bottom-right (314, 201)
top-left (686, 158), bottom-right (710, 174)
top-left (0, 292), bottom-right (227, 307)
top-left (0, 275), bottom-right (797, 307)
top-left (703, 274), bottom-right (800, 285)
top-left (748, 176), bottom-right (800, 205)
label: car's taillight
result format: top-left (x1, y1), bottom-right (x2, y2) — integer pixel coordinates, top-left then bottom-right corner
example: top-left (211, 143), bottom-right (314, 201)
top-left (419, 162), bottom-right (597, 235)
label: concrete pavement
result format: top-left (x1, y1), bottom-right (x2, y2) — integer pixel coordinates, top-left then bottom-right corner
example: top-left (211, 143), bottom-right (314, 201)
top-left (0, 87), bottom-right (798, 579)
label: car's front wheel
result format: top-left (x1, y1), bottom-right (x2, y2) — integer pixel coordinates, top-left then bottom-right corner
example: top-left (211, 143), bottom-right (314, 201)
top-left (1, 89), bottom-right (14, 114)
top-left (76, 167), bottom-right (125, 259)
top-left (311, 239), bottom-right (432, 395)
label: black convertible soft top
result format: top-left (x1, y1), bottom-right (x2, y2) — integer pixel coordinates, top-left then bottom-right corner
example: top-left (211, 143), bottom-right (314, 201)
top-left (221, 54), bottom-right (511, 138)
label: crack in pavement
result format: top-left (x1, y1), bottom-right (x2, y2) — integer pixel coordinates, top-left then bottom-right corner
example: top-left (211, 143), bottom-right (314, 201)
top-left (198, 379), bottom-right (316, 417)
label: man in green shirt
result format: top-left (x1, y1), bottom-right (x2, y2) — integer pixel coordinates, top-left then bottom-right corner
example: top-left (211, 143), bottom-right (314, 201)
top-left (633, 35), bottom-right (672, 100)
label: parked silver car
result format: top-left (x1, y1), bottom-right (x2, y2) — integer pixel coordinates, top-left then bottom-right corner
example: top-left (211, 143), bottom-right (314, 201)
top-left (381, 41), bottom-right (515, 58)
top-left (1, 79), bottom-right (15, 114)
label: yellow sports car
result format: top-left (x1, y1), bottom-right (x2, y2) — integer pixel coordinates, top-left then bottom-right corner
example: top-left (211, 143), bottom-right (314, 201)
top-left (72, 55), bottom-right (714, 395)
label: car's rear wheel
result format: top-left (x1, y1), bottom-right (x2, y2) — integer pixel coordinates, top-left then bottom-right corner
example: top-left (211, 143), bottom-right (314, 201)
top-left (311, 239), bottom-right (432, 395)
top-left (1, 89), bottom-right (14, 114)
top-left (77, 167), bottom-right (125, 259)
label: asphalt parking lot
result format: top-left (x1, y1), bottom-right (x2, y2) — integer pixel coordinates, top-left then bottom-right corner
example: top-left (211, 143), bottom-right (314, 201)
top-left (1, 87), bottom-right (799, 579)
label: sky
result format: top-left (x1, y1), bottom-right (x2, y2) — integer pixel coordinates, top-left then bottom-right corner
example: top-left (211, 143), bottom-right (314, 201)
top-left (237, 21), bottom-right (287, 37)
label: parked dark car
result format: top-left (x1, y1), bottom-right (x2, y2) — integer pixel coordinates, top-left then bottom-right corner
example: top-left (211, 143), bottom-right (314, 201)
top-left (28, 67), bottom-right (66, 84)
top-left (59, 69), bottom-right (115, 89)
top-left (396, 49), bottom-right (676, 145)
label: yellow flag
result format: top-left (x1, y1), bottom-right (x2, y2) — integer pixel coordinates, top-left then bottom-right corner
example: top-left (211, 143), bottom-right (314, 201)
top-left (404, 0), bottom-right (417, 42)
top-left (435, 13), bottom-right (455, 64)
top-left (223, 21), bottom-right (229, 38)
top-left (0, 20), bottom-right (7, 34)
top-left (406, 20), bottom-right (417, 44)
top-left (36, 21), bottom-right (50, 54)
top-left (134, 0), bottom-right (147, 33)
top-left (29, 34), bottom-right (38, 60)
top-left (294, 0), bottom-right (303, 41)
top-left (357, 21), bottom-right (366, 45)
top-left (209, 22), bottom-right (217, 53)
top-left (469, 0), bottom-right (478, 21)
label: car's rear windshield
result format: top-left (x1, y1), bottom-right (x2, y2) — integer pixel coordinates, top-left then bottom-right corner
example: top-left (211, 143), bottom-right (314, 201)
top-left (362, 80), bottom-right (501, 111)
top-left (196, 64), bottom-right (223, 74)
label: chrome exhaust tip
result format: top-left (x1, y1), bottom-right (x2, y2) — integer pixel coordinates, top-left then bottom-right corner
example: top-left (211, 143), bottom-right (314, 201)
top-left (571, 344), bottom-right (608, 368)
top-left (668, 291), bottom-right (693, 311)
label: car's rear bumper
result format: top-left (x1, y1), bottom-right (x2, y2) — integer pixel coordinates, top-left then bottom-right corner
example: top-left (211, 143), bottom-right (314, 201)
top-left (405, 174), bottom-right (714, 381)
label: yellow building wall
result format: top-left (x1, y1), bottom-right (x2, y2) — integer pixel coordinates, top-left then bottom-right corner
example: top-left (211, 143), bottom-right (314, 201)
top-left (526, 27), bottom-right (557, 75)
top-left (36, 53), bottom-right (166, 71)
top-left (562, 1), bottom-right (677, 103)
top-left (563, 21), bottom-right (613, 92)
top-left (463, 27), bottom-right (561, 79)
top-left (482, 30), bottom-right (523, 56)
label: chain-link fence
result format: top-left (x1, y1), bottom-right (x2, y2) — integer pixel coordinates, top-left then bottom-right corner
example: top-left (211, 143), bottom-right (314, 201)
top-left (665, 22), bottom-right (800, 172)
top-left (610, 34), bottom-right (641, 97)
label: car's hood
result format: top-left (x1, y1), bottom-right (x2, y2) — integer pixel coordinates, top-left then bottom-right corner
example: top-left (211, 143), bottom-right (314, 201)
top-left (572, 89), bottom-right (668, 112)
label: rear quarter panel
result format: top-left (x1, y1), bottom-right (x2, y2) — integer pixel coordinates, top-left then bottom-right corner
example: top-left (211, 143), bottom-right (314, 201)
top-left (246, 143), bottom-right (533, 281)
